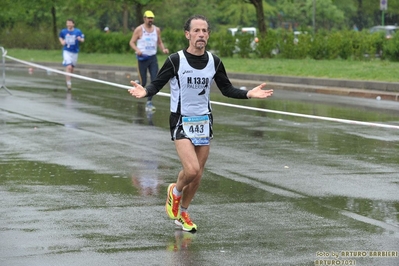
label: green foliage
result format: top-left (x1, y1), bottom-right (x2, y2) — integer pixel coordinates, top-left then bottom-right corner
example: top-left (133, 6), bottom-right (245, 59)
top-left (7, 47), bottom-right (399, 82)
top-left (2, 0), bottom-right (399, 36)
top-left (276, 0), bottom-right (346, 31)
top-left (324, 31), bottom-right (342, 60)
top-left (256, 29), bottom-right (279, 58)
top-left (338, 36), bottom-right (352, 60)
top-left (2, 13), bottom-right (399, 63)
top-left (290, 29), bottom-right (394, 61)
top-left (161, 28), bottom-right (188, 54)
top-left (371, 33), bottom-right (386, 59)
top-left (384, 34), bottom-right (399, 62)
top-left (310, 0), bottom-right (345, 30)
top-left (216, 0), bottom-right (258, 28)
top-left (351, 31), bottom-right (371, 60)
top-left (278, 30), bottom-right (296, 59)
top-left (0, 23), bottom-right (58, 50)
top-left (277, 30), bottom-right (311, 60)
top-left (308, 31), bottom-right (328, 60)
top-left (353, 31), bottom-right (365, 60)
top-left (0, 27), bottom-right (393, 62)
top-left (81, 30), bottom-right (132, 54)
top-left (332, 0), bottom-right (357, 26)
top-left (235, 32), bottom-right (253, 58)
top-left (294, 32), bottom-right (312, 59)
top-left (209, 31), bottom-right (235, 57)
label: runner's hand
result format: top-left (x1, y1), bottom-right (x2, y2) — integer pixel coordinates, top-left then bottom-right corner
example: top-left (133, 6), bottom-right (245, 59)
top-left (128, 80), bottom-right (147, 98)
top-left (247, 83), bottom-right (273, 99)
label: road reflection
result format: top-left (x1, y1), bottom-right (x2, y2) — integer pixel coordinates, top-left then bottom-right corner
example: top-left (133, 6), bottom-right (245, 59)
top-left (131, 159), bottom-right (162, 196)
top-left (2, 67), bottom-right (398, 265)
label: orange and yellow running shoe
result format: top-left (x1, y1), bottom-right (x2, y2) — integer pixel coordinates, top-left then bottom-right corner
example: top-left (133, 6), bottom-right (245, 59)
top-left (175, 211), bottom-right (197, 232)
top-left (165, 183), bottom-right (181, 219)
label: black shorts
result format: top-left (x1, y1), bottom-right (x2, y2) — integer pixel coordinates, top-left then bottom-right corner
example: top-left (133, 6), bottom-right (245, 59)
top-left (169, 112), bottom-right (213, 141)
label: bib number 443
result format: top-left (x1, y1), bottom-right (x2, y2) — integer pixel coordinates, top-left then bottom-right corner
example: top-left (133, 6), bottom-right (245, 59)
top-left (182, 115), bottom-right (210, 146)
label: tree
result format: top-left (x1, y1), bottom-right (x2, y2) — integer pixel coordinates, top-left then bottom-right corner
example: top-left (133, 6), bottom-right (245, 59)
top-left (275, 0), bottom-right (344, 31)
top-left (120, 0), bottom-right (151, 33)
top-left (332, 0), bottom-right (357, 29)
top-left (217, 0), bottom-right (257, 28)
top-left (248, 0), bottom-right (267, 37)
top-left (216, 0), bottom-right (276, 37)
top-left (273, 0), bottom-right (306, 30)
top-left (354, 0), bottom-right (399, 27)
top-left (151, 0), bottom-right (222, 31)
top-left (308, 0), bottom-right (345, 30)
top-left (2, 0), bottom-right (399, 41)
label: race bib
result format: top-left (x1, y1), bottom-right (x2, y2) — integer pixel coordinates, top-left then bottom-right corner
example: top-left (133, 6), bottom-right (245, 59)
top-left (182, 115), bottom-right (210, 146)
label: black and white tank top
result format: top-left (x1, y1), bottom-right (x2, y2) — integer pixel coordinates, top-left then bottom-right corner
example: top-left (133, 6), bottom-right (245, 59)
top-left (169, 50), bottom-right (216, 116)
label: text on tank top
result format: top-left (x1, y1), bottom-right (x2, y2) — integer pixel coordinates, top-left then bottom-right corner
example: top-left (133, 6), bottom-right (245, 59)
top-left (137, 26), bottom-right (158, 56)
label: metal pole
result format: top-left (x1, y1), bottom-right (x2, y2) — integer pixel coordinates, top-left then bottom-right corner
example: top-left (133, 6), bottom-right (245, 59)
top-left (0, 47), bottom-right (12, 95)
top-left (382, 10), bottom-right (385, 26)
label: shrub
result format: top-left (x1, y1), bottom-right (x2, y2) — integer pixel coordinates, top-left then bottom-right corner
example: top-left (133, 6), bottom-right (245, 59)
top-left (235, 32), bottom-right (253, 58)
top-left (372, 33), bottom-right (386, 59)
top-left (325, 31), bottom-right (343, 60)
top-left (309, 31), bottom-right (329, 60)
top-left (384, 34), bottom-right (399, 61)
top-left (278, 30), bottom-right (296, 59)
top-left (255, 29), bottom-right (279, 58)
top-left (338, 30), bottom-right (354, 59)
top-left (2, 24), bottom-right (398, 63)
top-left (209, 31), bottom-right (235, 57)
top-left (162, 28), bottom-right (187, 54)
top-left (0, 23), bottom-right (58, 50)
top-left (294, 32), bottom-right (312, 59)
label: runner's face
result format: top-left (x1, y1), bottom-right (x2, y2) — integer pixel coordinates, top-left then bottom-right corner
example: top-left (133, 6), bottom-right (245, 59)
top-left (145, 17), bottom-right (154, 27)
top-left (66, 20), bottom-right (74, 30)
top-left (185, 19), bottom-right (209, 50)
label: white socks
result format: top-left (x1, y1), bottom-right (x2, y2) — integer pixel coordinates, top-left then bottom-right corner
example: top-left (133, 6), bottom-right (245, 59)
top-left (173, 186), bottom-right (182, 196)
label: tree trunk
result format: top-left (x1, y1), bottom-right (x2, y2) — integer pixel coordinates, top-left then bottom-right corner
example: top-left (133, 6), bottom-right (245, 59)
top-left (51, 4), bottom-right (57, 48)
top-left (135, 3), bottom-right (144, 30)
top-left (123, 3), bottom-right (128, 34)
top-left (356, 0), bottom-right (364, 30)
top-left (249, 0), bottom-right (267, 37)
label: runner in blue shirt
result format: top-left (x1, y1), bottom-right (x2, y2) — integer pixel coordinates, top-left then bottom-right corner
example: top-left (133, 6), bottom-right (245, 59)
top-left (59, 19), bottom-right (84, 91)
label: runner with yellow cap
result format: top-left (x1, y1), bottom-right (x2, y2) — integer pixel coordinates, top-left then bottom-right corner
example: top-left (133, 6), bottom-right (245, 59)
top-left (143, 10), bottom-right (155, 18)
top-left (129, 10), bottom-right (169, 113)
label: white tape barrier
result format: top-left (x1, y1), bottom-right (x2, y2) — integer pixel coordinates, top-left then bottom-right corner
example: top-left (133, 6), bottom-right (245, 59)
top-left (5, 55), bottom-right (170, 97)
top-left (210, 101), bottom-right (399, 129)
top-left (5, 55), bottom-right (399, 130)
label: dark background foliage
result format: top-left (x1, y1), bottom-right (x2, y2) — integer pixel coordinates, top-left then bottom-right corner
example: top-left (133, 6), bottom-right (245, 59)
top-left (1, 0), bottom-right (399, 61)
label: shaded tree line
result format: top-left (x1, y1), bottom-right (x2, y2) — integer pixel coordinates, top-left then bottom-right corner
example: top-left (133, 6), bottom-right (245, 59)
top-left (1, 0), bottom-right (399, 49)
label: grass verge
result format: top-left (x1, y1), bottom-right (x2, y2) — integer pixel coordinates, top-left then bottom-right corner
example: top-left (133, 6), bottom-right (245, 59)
top-left (5, 48), bottom-right (399, 82)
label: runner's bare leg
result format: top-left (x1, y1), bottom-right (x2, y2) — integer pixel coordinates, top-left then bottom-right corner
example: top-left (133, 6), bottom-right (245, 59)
top-left (174, 139), bottom-right (210, 208)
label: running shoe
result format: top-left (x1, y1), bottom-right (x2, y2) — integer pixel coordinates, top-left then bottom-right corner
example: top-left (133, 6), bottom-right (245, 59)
top-left (175, 211), bottom-right (197, 232)
top-left (145, 101), bottom-right (156, 112)
top-left (165, 183), bottom-right (181, 219)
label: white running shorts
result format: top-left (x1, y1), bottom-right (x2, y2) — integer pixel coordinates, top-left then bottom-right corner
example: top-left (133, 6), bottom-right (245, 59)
top-left (62, 50), bottom-right (78, 67)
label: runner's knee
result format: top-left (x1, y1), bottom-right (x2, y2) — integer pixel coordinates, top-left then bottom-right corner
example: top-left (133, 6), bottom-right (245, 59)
top-left (183, 164), bottom-right (201, 180)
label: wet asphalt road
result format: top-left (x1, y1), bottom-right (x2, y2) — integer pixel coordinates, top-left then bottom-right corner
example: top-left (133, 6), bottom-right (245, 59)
top-left (1, 68), bottom-right (399, 266)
